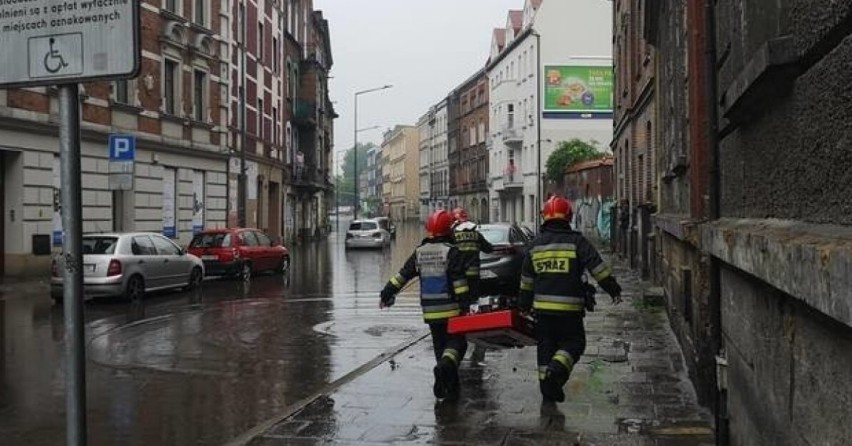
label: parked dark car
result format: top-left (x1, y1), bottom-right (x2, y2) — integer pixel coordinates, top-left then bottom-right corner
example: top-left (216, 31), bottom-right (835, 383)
top-left (477, 223), bottom-right (533, 296)
top-left (188, 228), bottom-right (289, 279)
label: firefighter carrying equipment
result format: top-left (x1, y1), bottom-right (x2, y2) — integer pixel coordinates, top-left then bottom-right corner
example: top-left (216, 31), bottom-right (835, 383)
top-left (381, 233), bottom-right (470, 323)
top-left (518, 220), bottom-right (621, 315)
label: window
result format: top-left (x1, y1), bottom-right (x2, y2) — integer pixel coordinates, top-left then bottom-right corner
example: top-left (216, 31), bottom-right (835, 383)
top-left (114, 80), bottom-right (130, 104)
top-left (189, 232), bottom-right (231, 248)
top-left (273, 37), bottom-right (279, 72)
top-left (257, 98), bottom-right (264, 138)
top-left (193, 0), bottom-right (205, 26)
top-left (164, 0), bottom-right (177, 13)
top-left (81, 237), bottom-right (118, 255)
top-left (273, 106), bottom-right (279, 145)
top-left (478, 121), bottom-right (485, 143)
top-left (254, 231), bottom-right (273, 247)
top-left (163, 59), bottom-right (179, 115)
top-left (193, 69), bottom-right (207, 122)
top-left (152, 235), bottom-right (181, 256)
top-left (258, 22), bottom-right (264, 61)
top-left (131, 236), bottom-right (157, 256)
top-left (240, 231), bottom-right (259, 246)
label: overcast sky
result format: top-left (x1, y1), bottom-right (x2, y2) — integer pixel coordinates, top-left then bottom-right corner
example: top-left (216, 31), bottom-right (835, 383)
top-left (313, 0), bottom-right (523, 169)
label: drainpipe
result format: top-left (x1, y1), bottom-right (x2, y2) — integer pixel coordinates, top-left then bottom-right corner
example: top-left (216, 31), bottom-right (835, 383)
top-left (704, 0), bottom-right (727, 444)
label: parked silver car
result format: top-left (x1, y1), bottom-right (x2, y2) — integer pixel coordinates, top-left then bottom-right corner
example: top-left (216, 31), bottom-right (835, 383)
top-left (344, 219), bottom-right (391, 249)
top-left (50, 232), bottom-right (205, 302)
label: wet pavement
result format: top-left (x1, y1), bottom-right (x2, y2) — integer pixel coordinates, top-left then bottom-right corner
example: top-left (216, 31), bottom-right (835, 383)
top-left (0, 219), bottom-right (427, 445)
top-left (242, 260), bottom-right (716, 445)
top-left (0, 220), bottom-right (715, 445)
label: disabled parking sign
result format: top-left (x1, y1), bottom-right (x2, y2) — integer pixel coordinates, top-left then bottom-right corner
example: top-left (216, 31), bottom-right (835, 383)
top-left (0, 0), bottom-right (140, 88)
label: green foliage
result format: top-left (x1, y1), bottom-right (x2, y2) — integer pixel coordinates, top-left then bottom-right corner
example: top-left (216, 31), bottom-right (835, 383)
top-left (545, 139), bottom-right (605, 182)
top-left (336, 142), bottom-right (375, 207)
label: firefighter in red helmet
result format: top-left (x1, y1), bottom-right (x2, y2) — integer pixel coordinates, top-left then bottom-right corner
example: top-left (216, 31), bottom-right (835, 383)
top-left (519, 196), bottom-right (623, 402)
top-left (381, 209), bottom-right (470, 400)
top-left (451, 207), bottom-right (493, 299)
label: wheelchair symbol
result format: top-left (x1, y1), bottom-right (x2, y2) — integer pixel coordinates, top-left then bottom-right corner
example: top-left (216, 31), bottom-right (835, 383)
top-left (43, 38), bottom-right (69, 74)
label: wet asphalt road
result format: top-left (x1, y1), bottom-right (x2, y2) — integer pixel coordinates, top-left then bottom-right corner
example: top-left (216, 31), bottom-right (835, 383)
top-left (0, 218), bottom-right (427, 446)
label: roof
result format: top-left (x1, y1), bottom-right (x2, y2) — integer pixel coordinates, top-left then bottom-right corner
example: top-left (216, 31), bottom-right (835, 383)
top-left (493, 28), bottom-right (506, 51)
top-left (508, 10), bottom-right (523, 32)
top-left (566, 156), bottom-right (615, 174)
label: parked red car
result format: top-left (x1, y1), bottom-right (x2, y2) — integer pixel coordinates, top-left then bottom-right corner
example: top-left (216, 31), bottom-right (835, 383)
top-left (188, 228), bottom-right (289, 279)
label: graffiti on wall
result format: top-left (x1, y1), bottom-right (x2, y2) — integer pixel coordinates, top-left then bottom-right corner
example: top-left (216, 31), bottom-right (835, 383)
top-left (571, 195), bottom-right (615, 242)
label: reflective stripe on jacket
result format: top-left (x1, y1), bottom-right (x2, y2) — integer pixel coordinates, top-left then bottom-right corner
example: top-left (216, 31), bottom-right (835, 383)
top-left (518, 222), bottom-right (613, 315)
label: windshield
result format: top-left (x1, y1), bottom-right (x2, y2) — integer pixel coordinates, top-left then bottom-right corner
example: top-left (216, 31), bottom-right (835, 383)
top-left (190, 233), bottom-right (232, 248)
top-left (478, 226), bottom-right (510, 244)
top-left (81, 237), bottom-right (118, 255)
top-left (349, 221), bottom-right (378, 231)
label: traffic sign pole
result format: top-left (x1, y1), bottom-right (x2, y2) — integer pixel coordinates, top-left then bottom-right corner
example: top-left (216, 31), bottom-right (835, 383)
top-left (0, 2), bottom-right (140, 441)
top-left (59, 84), bottom-right (87, 446)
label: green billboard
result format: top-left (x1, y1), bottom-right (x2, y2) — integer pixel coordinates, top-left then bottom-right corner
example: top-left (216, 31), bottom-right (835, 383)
top-left (544, 65), bottom-right (613, 113)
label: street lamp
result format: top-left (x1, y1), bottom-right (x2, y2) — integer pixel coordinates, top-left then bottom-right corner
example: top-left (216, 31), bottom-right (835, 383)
top-left (354, 85), bottom-right (393, 220)
top-left (533, 30), bottom-right (543, 228)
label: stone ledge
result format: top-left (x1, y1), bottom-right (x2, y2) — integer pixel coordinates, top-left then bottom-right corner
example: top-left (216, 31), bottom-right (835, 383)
top-left (702, 218), bottom-right (852, 328)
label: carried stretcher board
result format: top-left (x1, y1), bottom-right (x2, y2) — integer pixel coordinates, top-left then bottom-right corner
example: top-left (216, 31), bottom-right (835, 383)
top-left (447, 309), bottom-right (536, 349)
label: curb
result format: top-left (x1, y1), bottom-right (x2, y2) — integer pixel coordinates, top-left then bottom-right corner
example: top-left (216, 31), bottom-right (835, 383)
top-left (223, 329), bottom-right (431, 446)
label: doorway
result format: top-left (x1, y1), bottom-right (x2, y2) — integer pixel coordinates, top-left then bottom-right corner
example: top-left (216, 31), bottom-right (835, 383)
top-left (0, 152), bottom-right (5, 277)
top-left (268, 181), bottom-right (280, 240)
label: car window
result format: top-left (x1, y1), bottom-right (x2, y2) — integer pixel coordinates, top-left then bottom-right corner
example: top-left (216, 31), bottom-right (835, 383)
top-left (377, 220), bottom-right (389, 230)
top-left (478, 226), bottom-right (509, 244)
top-left (255, 231), bottom-right (273, 247)
top-left (131, 236), bottom-right (157, 255)
top-left (190, 233), bottom-right (231, 248)
top-left (349, 221), bottom-right (377, 231)
top-left (81, 237), bottom-right (118, 255)
top-left (241, 231), bottom-right (259, 246)
top-left (151, 235), bottom-right (181, 255)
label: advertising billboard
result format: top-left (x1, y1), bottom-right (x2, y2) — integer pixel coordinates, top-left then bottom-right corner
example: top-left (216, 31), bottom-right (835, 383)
top-left (544, 65), bottom-right (613, 114)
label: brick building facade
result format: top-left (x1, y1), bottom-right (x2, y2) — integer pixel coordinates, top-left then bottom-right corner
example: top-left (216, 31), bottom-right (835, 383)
top-left (448, 69), bottom-right (490, 223)
top-left (612, 0), bottom-right (657, 276)
top-left (1, 0), bottom-right (230, 276)
top-left (0, 0), bottom-right (335, 277)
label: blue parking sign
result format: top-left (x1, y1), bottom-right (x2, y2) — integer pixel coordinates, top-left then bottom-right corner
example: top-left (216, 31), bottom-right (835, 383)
top-left (109, 135), bottom-right (136, 161)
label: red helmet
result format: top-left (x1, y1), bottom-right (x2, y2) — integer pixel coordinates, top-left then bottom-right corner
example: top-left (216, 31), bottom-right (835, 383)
top-left (542, 196), bottom-right (573, 222)
top-left (452, 207), bottom-right (469, 223)
top-left (426, 209), bottom-right (454, 237)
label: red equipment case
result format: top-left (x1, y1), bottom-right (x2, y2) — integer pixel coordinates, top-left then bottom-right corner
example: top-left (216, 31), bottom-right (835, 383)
top-left (447, 309), bottom-right (536, 349)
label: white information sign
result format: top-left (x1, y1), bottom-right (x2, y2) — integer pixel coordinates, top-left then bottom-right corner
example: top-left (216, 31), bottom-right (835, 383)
top-left (0, 0), bottom-right (140, 88)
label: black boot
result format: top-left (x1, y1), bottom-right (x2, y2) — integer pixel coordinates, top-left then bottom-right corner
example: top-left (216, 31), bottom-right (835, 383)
top-left (433, 357), bottom-right (459, 400)
top-left (540, 362), bottom-right (569, 403)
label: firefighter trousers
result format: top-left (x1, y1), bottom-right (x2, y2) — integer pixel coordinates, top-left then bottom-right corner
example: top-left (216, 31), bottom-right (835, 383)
top-left (429, 321), bottom-right (468, 366)
top-left (535, 313), bottom-right (586, 381)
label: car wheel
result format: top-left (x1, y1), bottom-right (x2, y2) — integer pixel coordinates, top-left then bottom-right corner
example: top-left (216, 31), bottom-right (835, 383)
top-left (184, 267), bottom-right (203, 291)
top-left (240, 262), bottom-right (252, 281)
top-left (125, 275), bottom-right (145, 301)
top-left (277, 256), bottom-right (290, 274)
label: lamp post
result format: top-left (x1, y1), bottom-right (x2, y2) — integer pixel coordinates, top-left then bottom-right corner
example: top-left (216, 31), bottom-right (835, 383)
top-left (353, 85), bottom-right (393, 220)
top-left (533, 30), bottom-right (543, 228)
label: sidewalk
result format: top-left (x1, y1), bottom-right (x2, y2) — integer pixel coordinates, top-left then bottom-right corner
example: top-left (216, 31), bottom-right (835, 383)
top-left (244, 259), bottom-right (716, 445)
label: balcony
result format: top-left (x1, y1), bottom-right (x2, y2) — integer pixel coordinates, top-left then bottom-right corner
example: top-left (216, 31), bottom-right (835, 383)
top-left (503, 165), bottom-right (523, 190)
top-left (290, 164), bottom-right (331, 192)
top-left (293, 100), bottom-right (317, 127)
top-left (501, 123), bottom-right (523, 147)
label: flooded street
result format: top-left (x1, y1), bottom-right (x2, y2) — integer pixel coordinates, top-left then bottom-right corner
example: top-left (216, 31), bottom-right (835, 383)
top-left (0, 219), bottom-right (427, 445)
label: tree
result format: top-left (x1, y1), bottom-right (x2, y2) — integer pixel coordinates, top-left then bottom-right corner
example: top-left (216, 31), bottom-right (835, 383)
top-left (336, 142), bottom-right (375, 207)
top-left (545, 139), bottom-right (605, 183)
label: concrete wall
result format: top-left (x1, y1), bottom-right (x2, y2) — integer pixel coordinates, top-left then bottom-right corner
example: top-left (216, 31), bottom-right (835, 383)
top-left (712, 3), bottom-right (852, 443)
top-left (720, 265), bottom-right (852, 446)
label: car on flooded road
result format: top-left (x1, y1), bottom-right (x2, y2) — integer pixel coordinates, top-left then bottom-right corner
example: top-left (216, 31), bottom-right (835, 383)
top-left (345, 219), bottom-right (391, 249)
top-left (50, 232), bottom-right (205, 302)
top-left (188, 228), bottom-right (290, 280)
